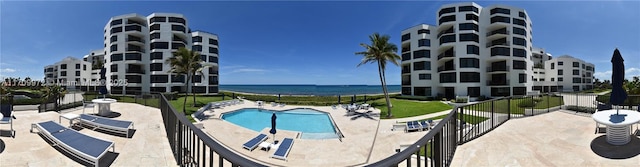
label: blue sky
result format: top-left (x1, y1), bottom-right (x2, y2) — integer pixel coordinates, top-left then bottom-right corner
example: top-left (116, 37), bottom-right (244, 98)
top-left (1, 1), bottom-right (639, 85)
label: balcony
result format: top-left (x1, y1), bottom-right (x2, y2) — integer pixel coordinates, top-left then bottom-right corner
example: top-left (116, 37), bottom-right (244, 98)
top-left (402, 68), bottom-right (411, 74)
top-left (486, 65), bottom-right (509, 72)
top-left (486, 29), bottom-right (509, 37)
top-left (437, 65), bottom-right (456, 72)
top-left (401, 81), bottom-right (411, 86)
top-left (437, 27), bottom-right (454, 38)
top-left (126, 69), bottom-right (146, 74)
top-left (401, 47), bottom-right (411, 53)
top-left (486, 40), bottom-right (510, 48)
top-left (486, 79), bottom-right (510, 86)
top-left (437, 50), bottom-right (455, 60)
top-left (126, 48), bottom-right (145, 53)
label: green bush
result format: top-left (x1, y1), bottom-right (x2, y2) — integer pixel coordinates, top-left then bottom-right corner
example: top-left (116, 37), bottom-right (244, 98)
top-left (395, 96), bottom-right (434, 101)
top-left (13, 98), bottom-right (44, 105)
top-left (565, 105), bottom-right (597, 113)
top-left (455, 97), bottom-right (468, 103)
top-left (518, 99), bottom-right (537, 108)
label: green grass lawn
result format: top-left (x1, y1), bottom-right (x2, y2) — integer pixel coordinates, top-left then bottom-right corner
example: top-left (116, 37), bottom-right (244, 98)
top-left (372, 98), bottom-right (453, 119)
top-left (427, 113), bottom-right (488, 125)
top-left (474, 95), bottom-right (563, 114)
top-left (168, 96), bottom-right (231, 122)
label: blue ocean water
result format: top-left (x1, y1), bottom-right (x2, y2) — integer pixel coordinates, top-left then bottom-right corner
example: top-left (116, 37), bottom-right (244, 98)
top-left (219, 85), bottom-right (401, 96)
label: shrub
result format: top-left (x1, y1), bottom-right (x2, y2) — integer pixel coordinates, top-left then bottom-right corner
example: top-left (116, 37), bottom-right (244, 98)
top-left (565, 105), bottom-right (597, 113)
top-left (455, 96), bottom-right (468, 103)
top-left (518, 99), bottom-right (537, 108)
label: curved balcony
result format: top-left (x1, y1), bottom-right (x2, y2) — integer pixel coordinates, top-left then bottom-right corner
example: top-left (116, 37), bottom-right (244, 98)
top-left (486, 79), bottom-right (510, 86)
top-left (486, 65), bottom-right (510, 73)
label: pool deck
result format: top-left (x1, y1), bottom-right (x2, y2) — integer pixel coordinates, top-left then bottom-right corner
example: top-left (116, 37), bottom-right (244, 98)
top-left (199, 100), bottom-right (431, 166)
top-left (0, 102), bottom-right (177, 166)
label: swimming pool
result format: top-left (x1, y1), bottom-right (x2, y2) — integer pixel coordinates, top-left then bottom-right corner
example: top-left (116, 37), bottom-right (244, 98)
top-left (221, 108), bottom-right (339, 139)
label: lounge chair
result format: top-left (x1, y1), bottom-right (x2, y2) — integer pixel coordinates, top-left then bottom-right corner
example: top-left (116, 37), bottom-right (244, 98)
top-left (271, 102), bottom-right (277, 107)
top-left (242, 134), bottom-right (268, 151)
top-left (405, 121), bottom-right (422, 132)
top-left (78, 114), bottom-right (135, 138)
top-left (31, 121), bottom-right (114, 167)
top-left (0, 104), bottom-right (15, 137)
top-left (271, 138), bottom-right (294, 160)
top-left (419, 120), bottom-right (431, 130)
top-left (279, 103), bottom-right (285, 107)
top-left (595, 103), bottom-right (612, 133)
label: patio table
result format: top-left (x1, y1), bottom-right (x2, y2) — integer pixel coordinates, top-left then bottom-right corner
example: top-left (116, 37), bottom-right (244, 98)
top-left (592, 109), bottom-right (640, 145)
top-left (92, 98), bottom-right (117, 116)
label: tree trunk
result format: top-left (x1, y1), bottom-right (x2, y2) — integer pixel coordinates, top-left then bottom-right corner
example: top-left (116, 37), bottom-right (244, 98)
top-left (378, 62), bottom-right (392, 118)
top-left (192, 73), bottom-right (197, 107)
top-left (183, 74), bottom-right (190, 113)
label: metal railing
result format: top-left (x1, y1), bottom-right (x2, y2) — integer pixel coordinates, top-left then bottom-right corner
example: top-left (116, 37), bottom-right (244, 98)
top-left (367, 93), bottom-right (567, 166)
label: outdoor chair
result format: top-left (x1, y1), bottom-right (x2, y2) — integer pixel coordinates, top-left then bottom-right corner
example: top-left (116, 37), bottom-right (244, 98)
top-left (78, 114), bottom-right (135, 138)
top-left (595, 103), bottom-right (612, 133)
top-left (271, 138), bottom-right (294, 161)
top-left (31, 121), bottom-right (115, 167)
top-left (82, 101), bottom-right (96, 114)
top-left (242, 133), bottom-right (268, 151)
top-left (419, 120), bottom-right (431, 130)
top-left (0, 104), bottom-right (15, 137)
top-left (405, 121), bottom-right (422, 132)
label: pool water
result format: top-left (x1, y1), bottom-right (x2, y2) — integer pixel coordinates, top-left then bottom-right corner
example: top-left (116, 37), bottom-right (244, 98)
top-left (221, 108), bottom-right (338, 139)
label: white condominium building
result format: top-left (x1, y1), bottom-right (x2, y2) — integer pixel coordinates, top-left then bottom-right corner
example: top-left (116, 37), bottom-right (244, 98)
top-left (44, 13), bottom-right (220, 94)
top-left (43, 57), bottom-right (93, 89)
top-left (400, 2), bottom-right (593, 99)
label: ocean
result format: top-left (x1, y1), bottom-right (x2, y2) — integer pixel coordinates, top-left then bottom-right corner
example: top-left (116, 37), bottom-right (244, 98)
top-left (219, 85), bottom-right (401, 96)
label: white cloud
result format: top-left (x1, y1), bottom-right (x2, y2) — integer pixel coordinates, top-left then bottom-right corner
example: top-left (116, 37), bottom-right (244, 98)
top-left (0, 68), bottom-right (17, 73)
top-left (594, 67), bottom-right (640, 80)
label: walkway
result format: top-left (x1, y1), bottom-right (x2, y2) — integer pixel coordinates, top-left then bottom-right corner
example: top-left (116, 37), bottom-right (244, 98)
top-left (451, 110), bottom-right (640, 166)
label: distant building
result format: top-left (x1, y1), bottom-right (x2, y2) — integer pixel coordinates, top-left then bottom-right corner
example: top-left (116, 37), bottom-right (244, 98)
top-left (399, 2), bottom-right (594, 100)
top-left (44, 13), bottom-right (220, 94)
top-left (43, 57), bottom-right (92, 89)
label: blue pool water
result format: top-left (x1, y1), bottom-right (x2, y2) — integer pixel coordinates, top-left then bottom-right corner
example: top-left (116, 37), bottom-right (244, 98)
top-left (221, 108), bottom-right (338, 139)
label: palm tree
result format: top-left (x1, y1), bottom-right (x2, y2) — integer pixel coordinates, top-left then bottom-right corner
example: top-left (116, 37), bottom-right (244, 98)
top-left (41, 85), bottom-right (66, 112)
top-left (355, 33), bottom-right (401, 118)
top-left (166, 47), bottom-right (207, 112)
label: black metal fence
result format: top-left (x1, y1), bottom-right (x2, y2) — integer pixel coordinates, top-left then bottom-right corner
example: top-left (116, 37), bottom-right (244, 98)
top-left (158, 94), bottom-right (267, 166)
top-left (367, 93), bottom-right (566, 166)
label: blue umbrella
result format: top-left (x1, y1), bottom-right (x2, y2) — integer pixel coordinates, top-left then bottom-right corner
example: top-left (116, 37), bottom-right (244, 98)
top-left (609, 49), bottom-right (627, 115)
top-left (269, 112), bottom-right (277, 142)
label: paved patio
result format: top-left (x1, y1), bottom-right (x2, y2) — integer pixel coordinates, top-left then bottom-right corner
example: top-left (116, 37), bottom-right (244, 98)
top-left (0, 103), bottom-right (177, 166)
top-left (451, 110), bottom-right (640, 166)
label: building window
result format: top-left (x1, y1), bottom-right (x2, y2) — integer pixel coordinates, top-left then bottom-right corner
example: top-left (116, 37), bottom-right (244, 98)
top-left (513, 27), bottom-right (526, 36)
top-left (110, 54), bottom-right (123, 62)
top-left (192, 36), bottom-right (202, 42)
top-left (413, 50), bottom-right (430, 59)
top-left (418, 39), bottom-right (430, 47)
top-left (110, 44), bottom-right (118, 52)
top-left (513, 37), bottom-right (526, 46)
top-left (75, 71), bottom-right (80, 76)
top-left (150, 16), bottom-right (166, 23)
top-left (150, 52), bottom-right (163, 60)
top-left (491, 47), bottom-right (510, 56)
top-left (110, 36), bottom-right (118, 43)
top-left (110, 27), bottom-right (122, 34)
top-left (551, 78), bottom-right (555, 81)
top-left (519, 11), bottom-right (527, 18)
top-left (150, 24), bottom-right (160, 31)
top-left (61, 71), bottom-right (66, 76)
top-left (466, 45), bottom-right (479, 55)
top-left (459, 6), bottom-right (478, 13)
top-left (558, 77), bottom-right (563, 81)
top-left (573, 69), bottom-right (579, 75)
top-left (573, 77), bottom-right (581, 83)
top-left (551, 63), bottom-right (555, 69)
top-left (513, 87), bottom-right (526, 95)
top-left (558, 69), bottom-right (563, 75)
top-left (418, 74), bottom-right (431, 80)
top-left (150, 63), bottom-right (163, 71)
top-left (150, 75), bottom-right (168, 83)
top-left (512, 18), bottom-right (526, 27)
top-left (459, 23), bottom-right (478, 32)
top-left (513, 60), bottom-right (526, 69)
top-left (192, 45), bottom-right (202, 52)
top-left (168, 17), bottom-right (186, 24)
top-left (490, 8), bottom-right (510, 15)
top-left (209, 56), bottom-right (218, 63)
top-left (83, 65), bottom-right (86, 71)
top-left (439, 72), bottom-right (456, 83)
top-left (171, 25), bottom-right (186, 33)
top-left (402, 53), bottom-right (411, 61)
top-left (439, 34), bottom-right (456, 44)
top-left (171, 75), bottom-right (185, 83)
top-left (413, 61), bottom-right (430, 71)
top-left (490, 16), bottom-right (510, 24)
top-left (519, 73), bottom-right (526, 83)
top-left (459, 33), bottom-right (479, 42)
top-left (573, 62), bottom-right (580, 67)
top-left (75, 64), bottom-right (80, 69)
top-left (513, 48), bottom-right (526, 57)
top-left (438, 15), bottom-right (456, 25)
top-left (150, 33), bottom-right (160, 40)
top-left (401, 33), bottom-right (410, 41)
top-left (460, 72), bottom-right (480, 83)
top-left (466, 14), bottom-right (478, 21)
top-left (558, 61), bottom-right (564, 66)
top-left (418, 29), bottom-right (430, 34)
top-left (110, 64), bottom-right (118, 72)
top-left (468, 87), bottom-right (480, 97)
top-left (150, 42), bottom-right (169, 50)
top-left (439, 7), bottom-right (455, 16)
top-left (209, 38), bottom-right (219, 45)
top-left (460, 58), bottom-right (479, 68)
top-left (110, 19), bottom-right (123, 26)
top-left (413, 87), bottom-right (432, 96)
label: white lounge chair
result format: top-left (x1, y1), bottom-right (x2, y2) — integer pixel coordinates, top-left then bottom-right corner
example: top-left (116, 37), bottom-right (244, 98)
top-left (78, 114), bottom-right (135, 138)
top-left (31, 121), bottom-right (115, 167)
top-left (0, 104), bottom-right (15, 138)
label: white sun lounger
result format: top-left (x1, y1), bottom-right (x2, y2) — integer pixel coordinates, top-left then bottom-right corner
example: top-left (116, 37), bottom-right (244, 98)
top-left (31, 121), bottom-right (115, 167)
top-left (78, 114), bottom-right (135, 138)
